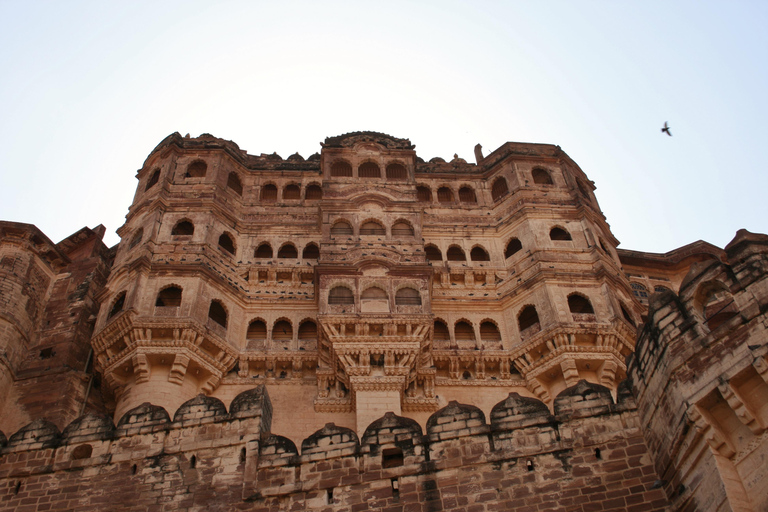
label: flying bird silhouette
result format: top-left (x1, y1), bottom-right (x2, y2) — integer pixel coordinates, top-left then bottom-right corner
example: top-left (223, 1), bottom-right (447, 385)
top-left (661, 122), bottom-right (672, 136)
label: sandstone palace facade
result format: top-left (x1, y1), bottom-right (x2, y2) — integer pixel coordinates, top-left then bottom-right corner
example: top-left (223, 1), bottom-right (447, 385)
top-left (0, 131), bottom-right (767, 511)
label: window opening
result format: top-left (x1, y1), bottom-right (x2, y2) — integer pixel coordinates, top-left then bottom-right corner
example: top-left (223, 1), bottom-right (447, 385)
top-left (227, 172), bottom-right (243, 195)
top-left (218, 233), bottom-right (236, 254)
top-left (568, 294), bottom-right (594, 314)
top-left (255, 243), bottom-right (273, 258)
top-left (446, 246), bottom-right (466, 261)
top-left (260, 184), bottom-right (277, 202)
top-left (491, 177), bottom-right (508, 201)
top-left (156, 286), bottom-right (182, 307)
top-left (459, 187), bottom-right (477, 203)
top-left (109, 292), bottom-right (126, 318)
top-left (172, 221), bottom-right (194, 237)
top-left (247, 320), bottom-right (267, 340)
top-left (283, 184), bottom-right (301, 200)
top-left (360, 221), bottom-right (386, 236)
top-left (145, 169), bottom-right (160, 190)
top-left (395, 288), bottom-right (421, 306)
top-left (330, 221), bottom-right (353, 236)
top-left (358, 162), bottom-right (381, 178)
top-left (277, 244), bottom-right (298, 258)
top-left (386, 163), bottom-right (408, 180)
top-left (302, 244), bottom-right (319, 259)
top-left (532, 168), bottom-right (553, 185)
top-left (208, 301), bottom-right (227, 328)
top-left (417, 186), bottom-right (432, 202)
top-left (425, 245), bottom-right (442, 261)
top-left (330, 161), bottom-right (352, 177)
top-left (305, 184), bottom-right (322, 200)
top-left (505, 238), bottom-right (522, 258)
top-left (186, 160), bottom-right (206, 178)
top-left (470, 246), bottom-right (490, 261)
top-left (550, 227), bottom-right (572, 241)
top-left (382, 448), bottom-right (404, 468)
top-left (437, 187), bottom-right (454, 203)
top-left (328, 286), bottom-right (354, 305)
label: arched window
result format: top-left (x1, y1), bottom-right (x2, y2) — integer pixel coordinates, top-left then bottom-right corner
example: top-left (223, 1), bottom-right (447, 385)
top-left (155, 286), bottom-right (182, 307)
top-left (361, 287), bottom-right (387, 300)
top-left (631, 283), bottom-right (649, 304)
top-left (577, 180), bottom-right (591, 198)
top-left (255, 243), bottom-right (273, 258)
top-left (272, 320), bottom-right (292, 341)
top-left (145, 169), bottom-right (160, 191)
top-left (437, 187), bottom-right (454, 204)
top-left (505, 238), bottom-right (522, 258)
top-left (454, 321), bottom-right (475, 341)
top-left (446, 246), bottom-right (466, 261)
top-left (330, 221), bottom-right (353, 236)
top-left (283, 184), bottom-right (301, 200)
top-left (108, 292), bottom-right (126, 319)
top-left (518, 305), bottom-right (540, 333)
top-left (129, 228), bottom-right (143, 249)
top-left (172, 220), bottom-right (194, 237)
top-left (532, 168), bottom-right (553, 185)
top-left (298, 320), bottom-right (317, 340)
top-left (305, 184), bottom-right (322, 200)
top-left (434, 320), bottom-right (450, 341)
top-left (620, 303), bottom-right (636, 327)
top-left (302, 243), bottom-right (319, 259)
top-left (491, 177), bottom-right (508, 201)
top-left (218, 233), bottom-right (236, 255)
top-left (550, 227), bottom-right (572, 241)
top-left (425, 245), bottom-right (442, 261)
top-left (395, 288), bottom-right (421, 305)
top-left (277, 244), bottom-right (298, 258)
top-left (360, 221), bottom-right (386, 236)
top-left (208, 300), bottom-right (227, 328)
top-left (654, 285), bottom-right (671, 293)
top-left (470, 246), bottom-right (490, 262)
top-left (247, 319), bottom-right (267, 340)
top-left (71, 444), bottom-right (93, 460)
top-left (459, 187), bottom-right (477, 204)
top-left (330, 161), bottom-right (353, 177)
top-left (386, 163), bottom-right (407, 181)
top-left (358, 162), bottom-right (381, 178)
top-left (328, 286), bottom-right (354, 305)
top-left (417, 186), bottom-right (432, 202)
top-left (227, 172), bottom-right (243, 195)
top-left (260, 184), bottom-right (278, 202)
top-left (568, 294), bottom-right (595, 314)
top-left (392, 221), bottom-right (414, 237)
top-left (480, 321), bottom-right (501, 341)
top-left (186, 160), bottom-right (207, 178)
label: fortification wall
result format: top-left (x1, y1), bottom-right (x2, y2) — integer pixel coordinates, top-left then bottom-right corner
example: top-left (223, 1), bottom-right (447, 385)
top-left (0, 382), bottom-right (667, 512)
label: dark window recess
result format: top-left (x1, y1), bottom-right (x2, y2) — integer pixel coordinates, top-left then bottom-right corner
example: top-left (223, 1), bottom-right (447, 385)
top-left (330, 161), bottom-right (352, 177)
top-left (417, 186), bottom-right (432, 202)
top-left (172, 221), bottom-right (194, 236)
top-left (72, 444), bottom-right (93, 460)
top-left (145, 169), bottom-right (160, 190)
top-left (358, 162), bottom-right (381, 178)
top-left (360, 222), bottom-right (386, 235)
top-left (247, 320), bottom-right (267, 340)
top-left (328, 287), bottom-right (354, 305)
top-left (437, 187), bottom-right (454, 203)
top-left (470, 247), bottom-right (490, 261)
top-left (395, 288), bottom-right (421, 306)
top-left (492, 178), bottom-right (509, 201)
top-left (382, 448), bottom-right (404, 468)
top-left (425, 246), bottom-right (442, 261)
top-left (39, 347), bottom-right (55, 359)
top-left (532, 168), bottom-right (553, 185)
top-left (459, 187), bottom-right (477, 203)
top-left (278, 244), bottom-right (298, 258)
top-left (186, 161), bottom-right (207, 178)
top-left (255, 243), bottom-right (273, 258)
top-left (305, 184), bottom-right (322, 200)
top-left (109, 293), bottom-right (126, 318)
top-left (518, 305), bottom-right (540, 331)
top-left (219, 233), bottom-right (236, 254)
top-left (446, 247), bottom-right (466, 261)
top-left (505, 238), bottom-right (522, 258)
top-left (227, 173), bottom-right (243, 195)
top-left (568, 295), bottom-right (594, 314)
top-left (156, 287), bottom-right (182, 307)
top-left (386, 163), bottom-right (408, 180)
top-left (331, 222), bottom-right (353, 236)
top-left (550, 227), bottom-right (572, 241)
top-left (208, 301), bottom-right (227, 328)
top-left (260, 184), bottom-right (278, 202)
top-left (283, 184), bottom-right (301, 200)
top-left (302, 244), bottom-right (319, 259)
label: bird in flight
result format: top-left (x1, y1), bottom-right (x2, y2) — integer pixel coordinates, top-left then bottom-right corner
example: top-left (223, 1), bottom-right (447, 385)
top-left (661, 122), bottom-right (672, 136)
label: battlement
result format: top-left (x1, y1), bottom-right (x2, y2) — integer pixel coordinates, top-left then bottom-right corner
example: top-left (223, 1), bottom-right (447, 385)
top-left (0, 381), bottom-right (669, 511)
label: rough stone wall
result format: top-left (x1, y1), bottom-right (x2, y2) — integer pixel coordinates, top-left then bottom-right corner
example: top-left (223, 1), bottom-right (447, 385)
top-left (629, 230), bottom-right (768, 512)
top-left (0, 382), bottom-right (668, 511)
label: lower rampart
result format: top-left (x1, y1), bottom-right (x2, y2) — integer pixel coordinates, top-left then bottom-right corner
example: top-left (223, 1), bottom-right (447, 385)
top-left (0, 382), bottom-right (668, 512)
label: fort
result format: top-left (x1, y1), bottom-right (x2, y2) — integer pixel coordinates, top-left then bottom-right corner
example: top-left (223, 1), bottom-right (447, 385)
top-left (0, 131), bottom-right (766, 511)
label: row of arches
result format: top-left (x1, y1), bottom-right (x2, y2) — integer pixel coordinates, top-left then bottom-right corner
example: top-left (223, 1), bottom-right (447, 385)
top-left (145, 161), bottom-right (557, 207)
top-left (433, 319), bottom-right (503, 346)
top-left (330, 219), bottom-right (415, 237)
top-left (330, 160), bottom-right (408, 180)
top-left (327, 286), bottom-right (422, 306)
top-left (423, 228), bottom-right (571, 264)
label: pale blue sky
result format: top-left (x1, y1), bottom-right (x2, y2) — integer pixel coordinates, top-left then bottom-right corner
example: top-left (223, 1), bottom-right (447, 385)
top-left (1, 1), bottom-right (766, 251)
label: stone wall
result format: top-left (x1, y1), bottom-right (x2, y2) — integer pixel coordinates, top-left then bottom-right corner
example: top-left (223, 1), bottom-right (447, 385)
top-left (0, 382), bottom-right (668, 511)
